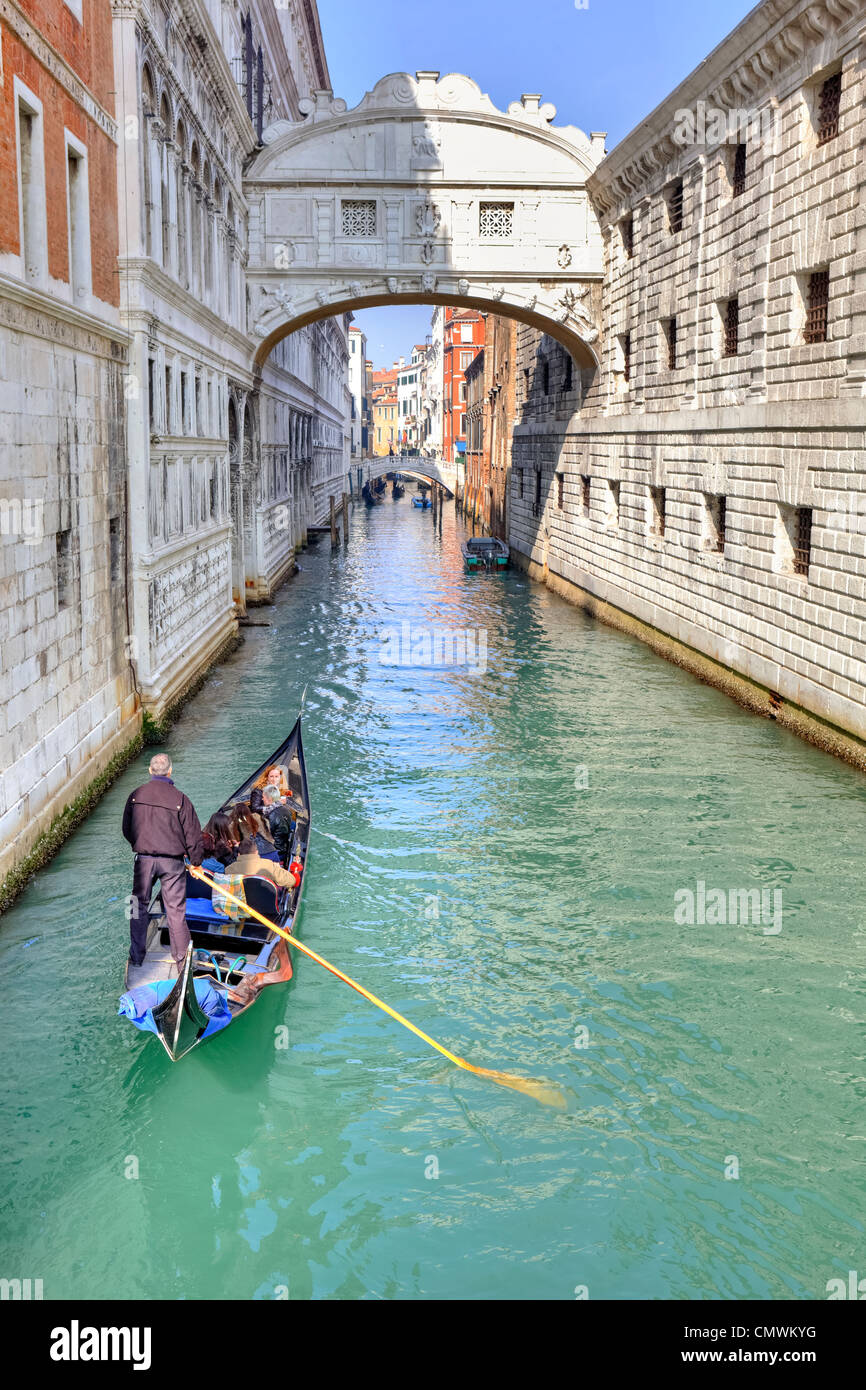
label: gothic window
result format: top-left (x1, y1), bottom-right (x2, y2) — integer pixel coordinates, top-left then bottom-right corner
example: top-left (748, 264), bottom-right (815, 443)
top-left (342, 200), bottom-right (377, 237)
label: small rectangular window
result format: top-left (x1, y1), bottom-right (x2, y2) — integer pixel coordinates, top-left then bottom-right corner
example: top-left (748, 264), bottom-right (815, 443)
top-left (667, 180), bottom-right (684, 235)
top-left (581, 475), bottom-right (591, 515)
top-left (804, 270), bottom-right (829, 344)
top-left (817, 71), bottom-right (841, 146)
top-left (180, 371), bottom-right (189, 433)
top-left (556, 472), bottom-right (564, 510)
top-left (479, 202), bottom-right (514, 239)
top-left (705, 493), bottom-right (726, 553)
top-left (518, 468), bottom-right (524, 499)
top-left (621, 332), bottom-right (631, 384)
top-left (164, 365), bottom-right (172, 432)
top-left (542, 360), bottom-right (550, 395)
top-left (621, 214), bottom-right (634, 258)
top-left (732, 143), bottom-right (746, 197)
top-left (663, 317), bottom-right (677, 371)
top-left (148, 359), bottom-right (156, 428)
top-left (109, 516), bottom-right (121, 582)
top-left (532, 468), bottom-right (542, 517)
top-left (563, 354), bottom-right (573, 393)
top-left (723, 297), bottom-right (739, 357)
top-left (66, 143), bottom-right (90, 298)
top-left (342, 200), bottom-right (377, 237)
top-left (777, 503), bottom-right (812, 577)
top-left (56, 529), bottom-right (73, 609)
top-left (195, 377), bottom-right (202, 435)
top-left (793, 507), bottom-right (812, 576)
top-left (608, 480), bottom-right (620, 527)
top-left (649, 486), bottom-right (665, 538)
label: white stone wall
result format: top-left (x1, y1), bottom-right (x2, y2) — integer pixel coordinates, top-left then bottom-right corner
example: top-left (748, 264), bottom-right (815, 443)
top-left (511, 0), bottom-right (866, 749)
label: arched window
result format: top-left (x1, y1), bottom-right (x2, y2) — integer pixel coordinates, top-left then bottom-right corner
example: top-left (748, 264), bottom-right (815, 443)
top-left (175, 118), bottom-right (187, 288)
top-left (159, 94), bottom-right (171, 268)
top-left (189, 141), bottom-right (201, 296)
top-left (141, 66), bottom-right (156, 259)
top-left (202, 159), bottom-right (213, 300)
top-left (226, 195), bottom-right (235, 320)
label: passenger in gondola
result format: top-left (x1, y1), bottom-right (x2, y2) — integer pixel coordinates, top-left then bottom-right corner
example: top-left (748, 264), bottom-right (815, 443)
top-left (261, 784), bottom-right (295, 859)
top-left (201, 811), bottom-right (239, 871)
top-left (253, 764), bottom-right (290, 802)
top-left (230, 803), bottom-right (280, 862)
top-left (225, 836), bottom-right (300, 891)
top-left (122, 753), bottom-right (204, 971)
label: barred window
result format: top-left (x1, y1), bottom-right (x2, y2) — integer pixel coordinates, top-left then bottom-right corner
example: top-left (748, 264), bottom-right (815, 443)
top-left (557, 472), bottom-right (564, 509)
top-left (621, 331), bottom-right (632, 383)
top-left (649, 486), bottom-right (666, 538)
top-left (723, 297), bottom-right (739, 357)
top-left (479, 202), bottom-right (513, 239)
top-left (664, 317), bottom-right (677, 371)
top-left (793, 507), bottom-right (812, 576)
top-left (532, 468), bottom-right (542, 517)
top-left (804, 269), bottom-right (829, 344)
top-left (342, 200), bottom-right (377, 238)
top-left (667, 180), bottom-right (684, 235)
top-left (608, 480), bottom-right (620, 527)
top-left (581, 475), bottom-right (591, 515)
top-left (518, 468), bottom-right (524, 499)
top-left (621, 214), bottom-right (634, 258)
top-left (732, 143), bottom-right (746, 198)
top-left (817, 72), bottom-right (841, 146)
top-left (563, 353), bottom-right (573, 392)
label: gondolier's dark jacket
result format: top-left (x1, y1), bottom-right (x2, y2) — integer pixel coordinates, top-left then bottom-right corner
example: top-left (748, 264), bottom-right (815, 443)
top-left (122, 776), bottom-right (205, 865)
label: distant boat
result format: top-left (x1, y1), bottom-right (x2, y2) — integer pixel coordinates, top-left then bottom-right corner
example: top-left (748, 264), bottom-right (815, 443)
top-left (412, 495), bottom-right (432, 510)
top-left (462, 536), bottom-right (509, 572)
top-left (361, 481), bottom-right (381, 507)
top-left (392, 483), bottom-right (405, 499)
top-left (118, 717), bottom-right (311, 1062)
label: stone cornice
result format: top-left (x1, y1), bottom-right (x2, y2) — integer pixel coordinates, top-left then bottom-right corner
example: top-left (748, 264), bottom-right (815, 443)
top-left (587, 0), bottom-right (863, 220)
top-left (118, 256), bottom-right (255, 359)
top-left (2, 0), bottom-right (118, 140)
top-left (0, 270), bottom-right (127, 348)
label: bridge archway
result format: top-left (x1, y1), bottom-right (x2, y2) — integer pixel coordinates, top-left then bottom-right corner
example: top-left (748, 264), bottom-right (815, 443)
top-left (243, 71), bottom-right (606, 367)
top-left (365, 456), bottom-right (456, 496)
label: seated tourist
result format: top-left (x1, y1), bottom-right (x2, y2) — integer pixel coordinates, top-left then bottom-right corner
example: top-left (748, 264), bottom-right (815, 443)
top-left (225, 836), bottom-right (299, 891)
top-left (230, 803), bottom-right (280, 862)
top-left (254, 765), bottom-right (290, 803)
top-left (261, 785), bottom-right (294, 858)
top-left (202, 811), bottom-right (240, 870)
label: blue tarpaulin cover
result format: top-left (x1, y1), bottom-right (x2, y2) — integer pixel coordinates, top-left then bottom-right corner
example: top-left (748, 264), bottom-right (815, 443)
top-left (118, 976), bottom-right (233, 1039)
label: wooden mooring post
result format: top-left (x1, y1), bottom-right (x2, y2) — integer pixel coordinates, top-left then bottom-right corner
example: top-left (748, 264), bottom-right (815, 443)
top-left (330, 495), bottom-right (337, 545)
top-left (342, 492), bottom-right (349, 544)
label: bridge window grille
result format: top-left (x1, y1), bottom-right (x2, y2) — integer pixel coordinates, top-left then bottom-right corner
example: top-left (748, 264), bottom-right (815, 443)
top-left (649, 486), bottom-right (666, 538)
top-left (732, 143), bottom-right (746, 197)
top-left (723, 297), bottom-right (739, 356)
top-left (666, 180), bottom-right (684, 234)
top-left (342, 200), bottom-right (377, 238)
top-left (479, 202), bottom-right (513, 239)
top-left (817, 72), bottom-right (841, 146)
top-left (804, 270), bottom-right (829, 344)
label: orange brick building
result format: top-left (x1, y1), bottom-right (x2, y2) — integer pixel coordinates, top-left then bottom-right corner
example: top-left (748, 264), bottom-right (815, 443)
top-left (442, 309), bottom-right (484, 463)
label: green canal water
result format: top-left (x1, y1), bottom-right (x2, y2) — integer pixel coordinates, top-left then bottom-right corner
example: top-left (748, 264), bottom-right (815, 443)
top-left (2, 496), bottom-right (865, 1301)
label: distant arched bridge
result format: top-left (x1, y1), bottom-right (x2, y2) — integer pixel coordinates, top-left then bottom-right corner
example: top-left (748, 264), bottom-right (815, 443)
top-left (363, 454), bottom-right (457, 496)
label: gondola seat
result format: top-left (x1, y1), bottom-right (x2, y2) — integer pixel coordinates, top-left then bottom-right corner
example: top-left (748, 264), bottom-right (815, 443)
top-left (184, 875), bottom-right (283, 927)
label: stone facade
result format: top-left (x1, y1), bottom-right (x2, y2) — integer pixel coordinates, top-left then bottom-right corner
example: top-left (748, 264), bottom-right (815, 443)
top-left (0, 0), bottom-right (137, 891)
top-left (510, 0), bottom-right (866, 759)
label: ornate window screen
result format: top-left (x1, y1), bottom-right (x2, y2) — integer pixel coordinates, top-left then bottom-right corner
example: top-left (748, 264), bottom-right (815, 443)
top-left (479, 202), bottom-right (514, 239)
top-left (342, 200), bottom-right (377, 238)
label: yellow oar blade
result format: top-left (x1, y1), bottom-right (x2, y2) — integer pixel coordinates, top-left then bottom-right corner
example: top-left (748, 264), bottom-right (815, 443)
top-left (190, 864), bottom-right (563, 1109)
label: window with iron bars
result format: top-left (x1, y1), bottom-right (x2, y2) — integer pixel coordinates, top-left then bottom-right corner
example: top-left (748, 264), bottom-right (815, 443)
top-left (479, 202), bottom-right (514, 239)
top-left (817, 71), bottom-right (841, 146)
top-left (663, 317), bottom-right (677, 371)
top-left (621, 214), bottom-right (634, 258)
top-left (518, 468), bottom-right (524, 499)
top-left (732, 143), bottom-right (746, 197)
top-left (723, 297), bottom-right (739, 357)
top-left (649, 486), bottom-right (666, 538)
top-left (804, 269), bottom-right (829, 344)
top-left (666, 180), bottom-right (684, 234)
top-left (557, 473), bottom-right (565, 510)
top-left (793, 507), bottom-right (812, 576)
top-left (532, 468), bottom-right (542, 517)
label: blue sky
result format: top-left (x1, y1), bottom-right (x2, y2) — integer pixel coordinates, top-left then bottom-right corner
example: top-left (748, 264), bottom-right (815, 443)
top-left (317, 0), bottom-right (758, 368)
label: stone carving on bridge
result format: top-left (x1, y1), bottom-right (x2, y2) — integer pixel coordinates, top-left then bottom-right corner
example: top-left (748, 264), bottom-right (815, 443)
top-left (458, 279), bottom-right (470, 297)
top-left (558, 244), bottom-right (573, 268)
top-left (421, 272), bottom-right (437, 293)
top-left (387, 277), bottom-right (399, 293)
top-left (557, 287), bottom-right (598, 341)
top-left (415, 200), bottom-right (442, 236)
top-left (420, 242), bottom-right (436, 265)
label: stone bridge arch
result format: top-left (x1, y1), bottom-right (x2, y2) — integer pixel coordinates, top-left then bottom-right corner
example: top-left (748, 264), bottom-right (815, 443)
top-left (366, 455), bottom-right (457, 495)
top-left (243, 71), bottom-right (607, 367)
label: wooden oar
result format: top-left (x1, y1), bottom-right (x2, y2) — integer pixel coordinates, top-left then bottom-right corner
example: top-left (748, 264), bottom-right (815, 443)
top-left (189, 865), bottom-right (566, 1109)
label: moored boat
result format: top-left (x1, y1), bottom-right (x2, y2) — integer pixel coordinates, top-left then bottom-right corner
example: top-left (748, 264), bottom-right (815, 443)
top-left (462, 536), bottom-right (509, 572)
top-left (118, 717), bottom-right (311, 1061)
top-left (412, 495), bottom-right (431, 509)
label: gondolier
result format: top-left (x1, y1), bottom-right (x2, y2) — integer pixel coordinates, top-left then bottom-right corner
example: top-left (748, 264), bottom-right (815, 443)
top-left (122, 753), bottom-right (204, 973)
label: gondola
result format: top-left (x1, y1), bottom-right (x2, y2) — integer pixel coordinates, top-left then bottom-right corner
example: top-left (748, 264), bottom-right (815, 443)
top-left (392, 483), bottom-right (405, 499)
top-left (118, 716), bottom-right (311, 1061)
top-left (462, 536), bottom-right (509, 571)
top-left (412, 494), bottom-right (431, 509)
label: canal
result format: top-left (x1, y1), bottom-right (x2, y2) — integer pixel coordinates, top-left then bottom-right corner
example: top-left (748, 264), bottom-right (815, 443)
top-left (1, 492), bottom-right (865, 1300)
